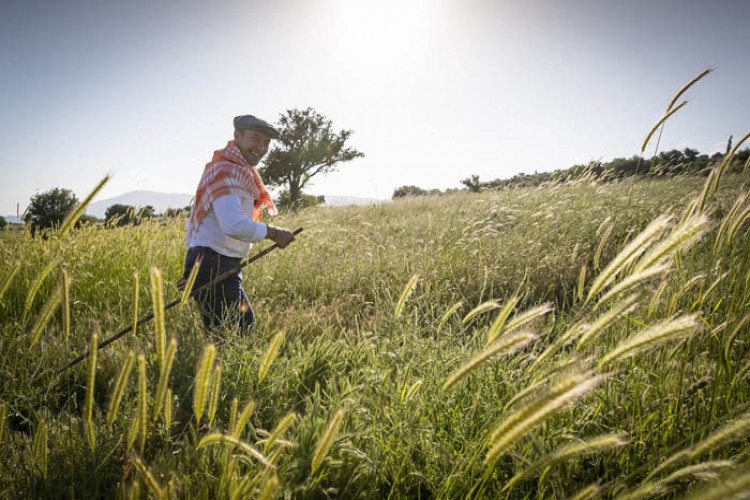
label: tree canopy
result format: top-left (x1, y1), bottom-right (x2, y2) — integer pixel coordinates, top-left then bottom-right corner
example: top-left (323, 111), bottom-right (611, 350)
top-left (24, 187), bottom-right (78, 232)
top-left (105, 204), bottom-right (157, 226)
top-left (260, 108), bottom-right (364, 206)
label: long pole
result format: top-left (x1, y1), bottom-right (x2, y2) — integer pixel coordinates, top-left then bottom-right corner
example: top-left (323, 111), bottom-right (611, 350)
top-left (58, 227), bottom-right (303, 373)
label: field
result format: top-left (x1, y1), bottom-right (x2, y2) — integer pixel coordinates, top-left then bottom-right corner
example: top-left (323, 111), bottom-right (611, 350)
top-left (1, 168), bottom-right (750, 498)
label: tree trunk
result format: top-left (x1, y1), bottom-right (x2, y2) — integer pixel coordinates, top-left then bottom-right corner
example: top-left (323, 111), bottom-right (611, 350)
top-left (289, 180), bottom-right (302, 205)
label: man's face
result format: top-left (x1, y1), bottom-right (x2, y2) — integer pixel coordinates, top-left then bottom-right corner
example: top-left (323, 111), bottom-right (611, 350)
top-left (234, 129), bottom-right (271, 166)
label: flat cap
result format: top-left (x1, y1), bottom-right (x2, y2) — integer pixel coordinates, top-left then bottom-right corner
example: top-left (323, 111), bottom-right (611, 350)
top-left (233, 115), bottom-right (280, 139)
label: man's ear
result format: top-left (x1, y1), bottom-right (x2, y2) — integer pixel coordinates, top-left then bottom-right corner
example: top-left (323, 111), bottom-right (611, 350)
top-left (233, 129), bottom-right (241, 141)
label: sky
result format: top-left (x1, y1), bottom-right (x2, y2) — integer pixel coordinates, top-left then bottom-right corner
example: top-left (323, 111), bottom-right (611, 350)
top-left (1, 0), bottom-right (749, 216)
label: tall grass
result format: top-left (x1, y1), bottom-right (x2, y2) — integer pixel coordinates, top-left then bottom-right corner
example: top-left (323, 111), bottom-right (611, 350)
top-left (1, 71), bottom-right (749, 496)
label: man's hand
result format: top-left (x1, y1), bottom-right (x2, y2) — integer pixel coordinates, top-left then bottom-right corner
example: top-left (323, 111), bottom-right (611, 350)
top-left (265, 225), bottom-right (296, 248)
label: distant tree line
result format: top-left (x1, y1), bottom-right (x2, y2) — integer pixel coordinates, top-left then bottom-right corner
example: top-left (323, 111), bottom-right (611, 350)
top-left (392, 147), bottom-right (750, 199)
top-left (18, 187), bottom-right (194, 233)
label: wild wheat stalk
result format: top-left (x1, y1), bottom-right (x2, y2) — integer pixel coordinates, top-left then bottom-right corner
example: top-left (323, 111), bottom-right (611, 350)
top-left (0, 261), bottom-right (20, 306)
top-left (127, 415), bottom-right (140, 451)
top-left (228, 397), bottom-right (239, 434)
top-left (577, 294), bottom-right (640, 350)
top-left (84, 328), bottom-right (98, 451)
top-left (61, 268), bottom-right (71, 342)
top-left (666, 68), bottom-right (712, 113)
top-left (485, 373), bottom-right (606, 465)
top-left (193, 343), bottom-right (216, 424)
top-left (462, 299), bottom-right (501, 325)
top-left (127, 481), bottom-right (141, 500)
top-left (437, 300), bottom-right (463, 334)
top-left (726, 204), bottom-right (750, 247)
top-left (501, 303), bottom-right (553, 338)
top-left (137, 354), bottom-right (148, 453)
top-left (529, 322), bottom-right (587, 372)
top-left (690, 412), bottom-right (750, 460)
top-left (197, 433), bottom-right (271, 466)
top-left (682, 467), bottom-right (750, 500)
top-left (258, 331), bottom-right (285, 383)
top-left (403, 380), bottom-right (423, 402)
top-left (132, 456), bottom-right (165, 499)
top-left (571, 483), bottom-right (602, 500)
top-left (503, 433), bottom-right (627, 492)
top-left (710, 130), bottom-right (750, 193)
top-left (22, 256), bottom-right (60, 323)
top-left (632, 214), bottom-right (710, 274)
top-left (586, 215), bottom-right (672, 302)
top-left (258, 473), bottom-right (280, 500)
top-left (714, 192), bottom-right (748, 250)
top-left (0, 402), bottom-right (6, 445)
top-left (164, 389), bottom-right (173, 432)
top-left (443, 330), bottom-right (539, 392)
top-left (263, 412), bottom-right (297, 451)
top-left (598, 315), bottom-right (700, 368)
top-left (596, 264), bottom-right (670, 308)
top-left (311, 408), bottom-right (347, 475)
top-left (394, 273), bottom-right (419, 318)
top-left (58, 175), bottom-right (109, 238)
top-left (593, 219), bottom-right (615, 270)
top-left (641, 101), bottom-right (688, 155)
top-left (107, 350), bottom-right (136, 426)
top-left (485, 296), bottom-right (519, 345)
top-left (207, 364), bottom-right (222, 425)
top-left (626, 461), bottom-right (733, 500)
top-left (32, 418), bottom-right (48, 479)
top-left (180, 254), bottom-right (202, 306)
top-left (152, 337), bottom-right (177, 422)
top-left (29, 284), bottom-right (63, 348)
top-left (132, 268), bottom-right (139, 338)
top-left (149, 266), bottom-right (166, 370)
top-left (577, 265), bottom-right (587, 303)
top-left (231, 399), bottom-right (256, 438)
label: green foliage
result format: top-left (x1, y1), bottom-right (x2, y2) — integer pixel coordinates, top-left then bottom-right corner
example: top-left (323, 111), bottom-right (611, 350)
top-left (260, 107), bottom-right (364, 204)
top-left (23, 187), bottom-right (78, 232)
top-left (392, 184), bottom-right (445, 198)
top-left (105, 204), bottom-right (155, 226)
top-left (2, 171), bottom-right (749, 497)
top-left (163, 206), bottom-right (191, 218)
top-left (275, 190), bottom-right (325, 211)
top-left (104, 203), bottom-right (136, 226)
top-left (461, 174), bottom-right (482, 192)
top-left (0, 216), bottom-right (6, 230)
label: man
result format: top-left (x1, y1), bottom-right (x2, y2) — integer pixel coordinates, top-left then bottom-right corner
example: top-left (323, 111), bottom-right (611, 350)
top-left (182, 114), bottom-right (295, 335)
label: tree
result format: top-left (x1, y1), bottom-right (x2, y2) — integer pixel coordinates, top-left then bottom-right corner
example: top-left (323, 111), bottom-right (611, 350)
top-left (164, 206), bottom-right (190, 218)
top-left (24, 187), bottom-right (78, 232)
top-left (0, 216), bottom-right (6, 230)
top-left (260, 108), bottom-right (364, 207)
top-left (276, 191), bottom-right (325, 211)
top-left (392, 185), bottom-right (428, 198)
top-left (137, 205), bottom-right (156, 220)
top-left (105, 204), bottom-right (136, 226)
top-left (461, 175), bottom-right (482, 193)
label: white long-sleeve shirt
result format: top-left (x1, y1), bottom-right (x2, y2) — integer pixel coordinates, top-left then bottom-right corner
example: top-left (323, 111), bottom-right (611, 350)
top-left (186, 194), bottom-right (268, 257)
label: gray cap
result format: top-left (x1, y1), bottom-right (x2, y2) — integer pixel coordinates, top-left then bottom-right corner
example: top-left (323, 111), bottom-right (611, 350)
top-left (233, 115), bottom-right (280, 139)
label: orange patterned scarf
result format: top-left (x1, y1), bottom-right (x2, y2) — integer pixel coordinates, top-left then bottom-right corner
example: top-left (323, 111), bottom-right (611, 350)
top-left (187, 141), bottom-right (277, 237)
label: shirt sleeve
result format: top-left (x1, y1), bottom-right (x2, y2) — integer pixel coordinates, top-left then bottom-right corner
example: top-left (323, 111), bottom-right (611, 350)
top-left (212, 194), bottom-right (268, 242)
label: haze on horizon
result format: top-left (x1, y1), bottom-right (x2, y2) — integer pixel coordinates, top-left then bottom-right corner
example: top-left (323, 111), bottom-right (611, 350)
top-left (1, 0), bottom-right (749, 216)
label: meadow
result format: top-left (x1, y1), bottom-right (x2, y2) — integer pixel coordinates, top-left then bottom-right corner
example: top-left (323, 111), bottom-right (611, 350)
top-left (1, 153), bottom-right (750, 498)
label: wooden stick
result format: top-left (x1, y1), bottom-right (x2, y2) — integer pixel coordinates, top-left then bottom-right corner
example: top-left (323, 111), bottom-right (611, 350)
top-left (58, 227), bottom-right (303, 373)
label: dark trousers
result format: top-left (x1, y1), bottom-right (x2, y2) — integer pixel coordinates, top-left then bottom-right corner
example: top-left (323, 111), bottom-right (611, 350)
top-left (182, 246), bottom-right (255, 335)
